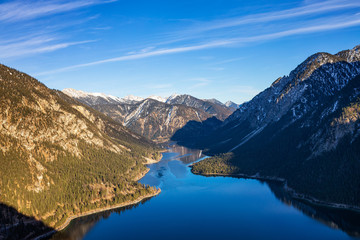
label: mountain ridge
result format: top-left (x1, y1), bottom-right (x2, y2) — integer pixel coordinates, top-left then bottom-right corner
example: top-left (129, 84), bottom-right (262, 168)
top-left (63, 90), bottom-right (234, 142)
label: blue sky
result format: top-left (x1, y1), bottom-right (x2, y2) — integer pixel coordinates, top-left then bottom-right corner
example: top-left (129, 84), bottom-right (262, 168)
top-left (1, 0), bottom-right (360, 104)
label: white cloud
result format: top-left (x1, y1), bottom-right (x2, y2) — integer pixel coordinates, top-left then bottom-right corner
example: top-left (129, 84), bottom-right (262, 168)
top-left (145, 83), bottom-right (173, 89)
top-left (0, 39), bottom-right (96, 58)
top-left (160, 0), bottom-right (360, 45)
top-left (189, 78), bottom-right (211, 89)
top-left (35, 40), bottom-right (235, 75)
top-left (36, 15), bottom-right (360, 76)
top-left (230, 85), bottom-right (260, 96)
top-left (188, 0), bottom-right (360, 33)
top-left (209, 57), bottom-right (244, 65)
top-left (0, 0), bottom-right (117, 22)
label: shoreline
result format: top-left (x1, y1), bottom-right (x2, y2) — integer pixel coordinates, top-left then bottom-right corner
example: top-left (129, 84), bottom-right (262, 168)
top-left (35, 158), bottom-right (163, 239)
top-left (56, 189), bottom-right (161, 231)
top-left (191, 170), bottom-right (360, 213)
top-left (56, 152), bottom-right (165, 231)
top-left (35, 189), bottom-right (161, 240)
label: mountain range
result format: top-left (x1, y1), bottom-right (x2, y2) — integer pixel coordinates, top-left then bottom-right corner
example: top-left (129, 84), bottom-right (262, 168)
top-left (1, 43), bottom-right (360, 239)
top-left (62, 89), bottom-right (235, 142)
top-left (186, 45), bottom-right (360, 208)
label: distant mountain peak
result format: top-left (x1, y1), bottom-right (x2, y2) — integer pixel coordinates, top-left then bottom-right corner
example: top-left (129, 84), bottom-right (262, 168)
top-left (166, 93), bottom-right (180, 103)
top-left (62, 88), bottom-right (122, 103)
top-left (122, 95), bottom-right (144, 102)
top-left (204, 98), bottom-right (224, 106)
top-left (225, 101), bottom-right (239, 109)
top-left (62, 89), bottom-right (145, 105)
top-left (147, 95), bottom-right (166, 102)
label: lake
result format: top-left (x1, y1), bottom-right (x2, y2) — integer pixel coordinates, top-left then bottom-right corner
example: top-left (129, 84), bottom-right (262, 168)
top-left (51, 144), bottom-right (360, 240)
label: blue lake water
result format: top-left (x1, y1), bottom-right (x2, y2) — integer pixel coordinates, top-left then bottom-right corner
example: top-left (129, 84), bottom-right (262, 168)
top-left (52, 145), bottom-right (360, 240)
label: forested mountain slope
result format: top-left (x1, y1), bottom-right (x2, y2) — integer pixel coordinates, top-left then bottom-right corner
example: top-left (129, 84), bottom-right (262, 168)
top-left (0, 64), bottom-right (160, 234)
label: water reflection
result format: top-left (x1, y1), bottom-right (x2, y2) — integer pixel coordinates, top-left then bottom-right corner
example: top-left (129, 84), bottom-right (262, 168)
top-left (167, 143), bottom-right (204, 164)
top-left (267, 182), bottom-right (360, 238)
top-left (50, 198), bottom-right (152, 240)
top-left (49, 145), bottom-right (360, 239)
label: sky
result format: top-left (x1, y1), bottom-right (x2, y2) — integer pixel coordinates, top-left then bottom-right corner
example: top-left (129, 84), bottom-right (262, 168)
top-left (1, 0), bottom-right (360, 104)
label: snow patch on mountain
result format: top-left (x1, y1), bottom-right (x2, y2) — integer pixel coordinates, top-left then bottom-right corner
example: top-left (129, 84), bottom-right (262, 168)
top-left (166, 93), bottom-right (180, 103)
top-left (147, 95), bottom-right (166, 102)
top-left (122, 95), bottom-right (144, 103)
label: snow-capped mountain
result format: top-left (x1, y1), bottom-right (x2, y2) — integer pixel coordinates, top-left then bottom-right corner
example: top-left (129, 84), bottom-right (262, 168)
top-left (122, 95), bottom-right (144, 103)
top-left (62, 88), bottom-right (124, 105)
top-left (225, 101), bottom-right (239, 110)
top-left (63, 89), bottom-right (169, 105)
top-left (166, 93), bottom-right (180, 103)
top-left (62, 90), bottom-right (235, 142)
top-left (147, 95), bottom-right (166, 102)
top-left (62, 88), bottom-right (145, 105)
top-left (94, 98), bottom-right (211, 142)
top-left (203, 98), bottom-right (225, 106)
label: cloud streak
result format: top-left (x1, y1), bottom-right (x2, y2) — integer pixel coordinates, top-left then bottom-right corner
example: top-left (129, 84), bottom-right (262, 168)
top-left (187, 0), bottom-right (360, 34)
top-left (0, 38), bottom-right (96, 58)
top-left (0, 0), bottom-right (116, 22)
top-left (157, 0), bottom-right (360, 46)
top-left (36, 16), bottom-right (360, 76)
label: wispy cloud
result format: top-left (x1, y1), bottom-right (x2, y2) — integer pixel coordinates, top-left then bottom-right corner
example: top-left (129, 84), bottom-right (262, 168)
top-left (209, 57), bottom-right (244, 66)
top-left (145, 83), bottom-right (173, 89)
top-left (230, 85), bottom-right (260, 96)
top-left (127, 46), bottom-right (156, 55)
top-left (0, 38), bottom-right (96, 58)
top-left (189, 78), bottom-right (211, 89)
top-left (0, 0), bottom-right (117, 22)
top-left (186, 0), bottom-right (360, 34)
top-left (155, 0), bottom-right (360, 46)
top-left (36, 40), bottom-right (235, 75)
top-left (0, 0), bottom-right (115, 60)
top-left (36, 15), bottom-right (360, 76)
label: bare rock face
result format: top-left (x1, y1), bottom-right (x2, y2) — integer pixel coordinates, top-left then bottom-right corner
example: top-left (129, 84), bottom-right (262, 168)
top-left (63, 91), bottom-right (234, 143)
top-left (92, 99), bottom-right (212, 143)
top-left (166, 94), bottom-right (233, 121)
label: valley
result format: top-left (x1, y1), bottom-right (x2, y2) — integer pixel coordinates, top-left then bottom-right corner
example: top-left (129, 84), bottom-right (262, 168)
top-left (2, 1), bottom-right (360, 239)
top-left (50, 145), bottom-right (360, 240)
top-left (0, 40), bottom-right (359, 240)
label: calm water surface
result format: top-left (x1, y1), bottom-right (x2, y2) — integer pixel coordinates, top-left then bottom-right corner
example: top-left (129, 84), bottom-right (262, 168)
top-left (52, 145), bottom-right (360, 240)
